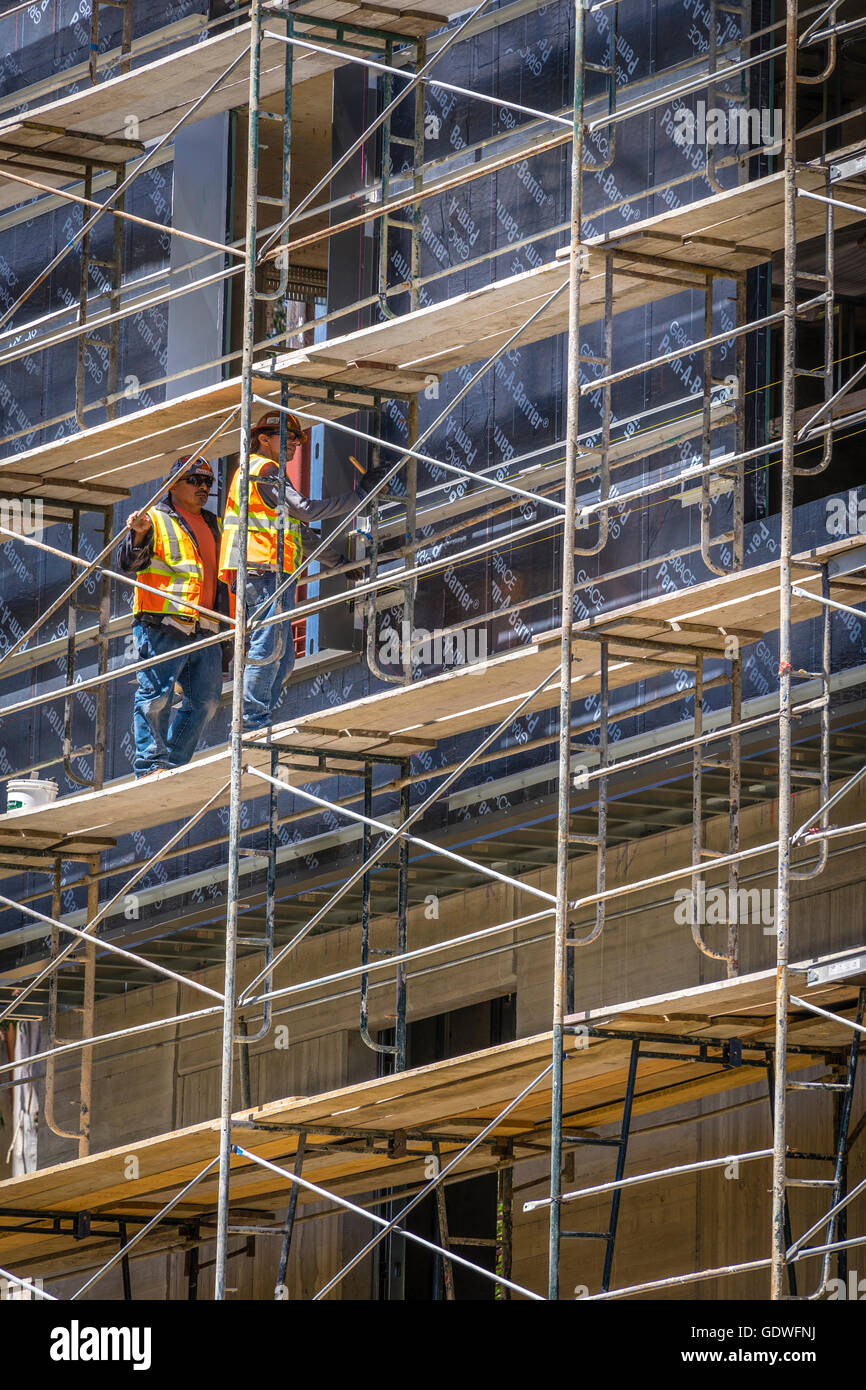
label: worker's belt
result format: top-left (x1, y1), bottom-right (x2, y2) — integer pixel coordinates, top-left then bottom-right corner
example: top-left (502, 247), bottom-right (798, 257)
top-left (136, 614), bottom-right (220, 637)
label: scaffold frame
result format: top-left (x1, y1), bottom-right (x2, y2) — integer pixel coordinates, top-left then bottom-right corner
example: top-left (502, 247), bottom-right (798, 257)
top-left (0, 0), bottom-right (866, 1304)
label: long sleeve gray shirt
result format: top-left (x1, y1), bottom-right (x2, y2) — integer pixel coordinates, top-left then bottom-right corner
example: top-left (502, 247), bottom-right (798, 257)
top-left (253, 465), bottom-right (357, 523)
top-left (253, 464), bottom-right (358, 566)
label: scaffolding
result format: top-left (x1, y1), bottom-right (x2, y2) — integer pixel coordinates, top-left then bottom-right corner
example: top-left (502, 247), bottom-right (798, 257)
top-left (1, 0), bottom-right (866, 1301)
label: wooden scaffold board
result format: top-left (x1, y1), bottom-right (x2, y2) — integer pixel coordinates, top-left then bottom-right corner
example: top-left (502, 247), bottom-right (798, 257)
top-left (3, 164), bottom-right (865, 507)
top-left (0, 0), bottom-right (463, 215)
top-left (0, 945), bottom-right (861, 1281)
top-left (1, 536), bottom-right (862, 866)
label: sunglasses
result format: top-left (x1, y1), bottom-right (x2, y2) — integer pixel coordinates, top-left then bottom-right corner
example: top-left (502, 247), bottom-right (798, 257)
top-left (260, 428), bottom-right (301, 444)
top-left (181, 472), bottom-right (214, 487)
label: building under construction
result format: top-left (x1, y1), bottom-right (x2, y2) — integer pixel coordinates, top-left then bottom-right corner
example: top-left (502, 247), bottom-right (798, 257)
top-left (0, 0), bottom-right (866, 1310)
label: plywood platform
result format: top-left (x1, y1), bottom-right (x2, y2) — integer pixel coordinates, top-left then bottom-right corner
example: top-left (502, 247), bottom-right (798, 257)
top-left (268, 163), bottom-right (866, 382)
top-left (1, 536), bottom-right (862, 866)
top-left (0, 367), bottom-right (386, 509)
top-left (0, 1), bottom-right (461, 215)
top-left (0, 946), bottom-right (861, 1283)
top-left (4, 165), bottom-right (865, 507)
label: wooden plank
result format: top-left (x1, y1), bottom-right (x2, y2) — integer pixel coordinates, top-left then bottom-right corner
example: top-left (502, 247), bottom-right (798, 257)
top-left (601, 166), bottom-right (862, 271)
top-left (1, 535), bottom-right (861, 857)
top-left (570, 942), bottom-right (866, 1030)
top-left (0, 370), bottom-right (380, 506)
top-left (567, 1053), bottom-right (818, 1129)
top-left (5, 168), bottom-right (864, 505)
top-left (0, 1), bottom-right (461, 214)
top-left (1, 944), bottom-right (859, 1269)
top-left (0, 951), bottom-right (851, 1192)
top-left (268, 169), bottom-right (866, 381)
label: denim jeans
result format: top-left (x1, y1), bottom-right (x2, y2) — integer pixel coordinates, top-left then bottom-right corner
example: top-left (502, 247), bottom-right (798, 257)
top-left (243, 571), bottom-right (296, 731)
top-left (132, 620), bottom-right (223, 777)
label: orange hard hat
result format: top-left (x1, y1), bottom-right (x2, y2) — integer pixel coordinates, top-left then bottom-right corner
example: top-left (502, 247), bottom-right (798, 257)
top-left (252, 410), bottom-right (308, 443)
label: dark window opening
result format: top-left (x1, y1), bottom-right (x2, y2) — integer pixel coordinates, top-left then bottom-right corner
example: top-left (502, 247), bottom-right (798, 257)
top-left (375, 995), bottom-right (516, 1301)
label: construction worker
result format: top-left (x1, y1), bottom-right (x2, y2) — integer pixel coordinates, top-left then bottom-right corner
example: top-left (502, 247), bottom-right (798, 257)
top-left (219, 410), bottom-right (388, 732)
top-left (117, 456), bottom-right (230, 777)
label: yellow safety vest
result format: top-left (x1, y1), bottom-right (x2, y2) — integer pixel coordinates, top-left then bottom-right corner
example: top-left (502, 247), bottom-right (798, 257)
top-left (133, 508), bottom-right (210, 620)
top-left (218, 454), bottom-right (303, 580)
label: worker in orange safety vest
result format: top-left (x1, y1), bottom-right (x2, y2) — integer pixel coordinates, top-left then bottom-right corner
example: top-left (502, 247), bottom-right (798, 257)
top-left (219, 410), bottom-right (389, 731)
top-left (117, 456), bottom-right (230, 776)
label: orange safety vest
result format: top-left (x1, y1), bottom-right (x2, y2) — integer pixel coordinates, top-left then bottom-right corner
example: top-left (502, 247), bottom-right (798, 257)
top-left (218, 454), bottom-right (303, 580)
top-left (133, 507), bottom-right (213, 621)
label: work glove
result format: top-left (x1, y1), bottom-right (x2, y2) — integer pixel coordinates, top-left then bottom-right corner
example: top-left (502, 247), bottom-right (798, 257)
top-left (357, 463), bottom-right (396, 500)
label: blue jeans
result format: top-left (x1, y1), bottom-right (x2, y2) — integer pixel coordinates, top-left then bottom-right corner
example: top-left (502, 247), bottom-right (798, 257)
top-left (132, 620), bottom-right (223, 776)
top-left (243, 572), bottom-right (296, 731)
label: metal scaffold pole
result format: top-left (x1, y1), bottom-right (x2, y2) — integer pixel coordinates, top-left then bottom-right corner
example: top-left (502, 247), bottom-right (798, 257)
top-left (215, 0), bottom-right (261, 1302)
top-left (4, 0), bottom-right (866, 1312)
top-left (771, 0), bottom-right (799, 1302)
top-left (548, 0), bottom-right (586, 1303)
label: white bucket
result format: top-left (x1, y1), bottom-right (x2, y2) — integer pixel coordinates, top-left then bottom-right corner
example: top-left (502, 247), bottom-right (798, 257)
top-left (6, 778), bottom-right (59, 812)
